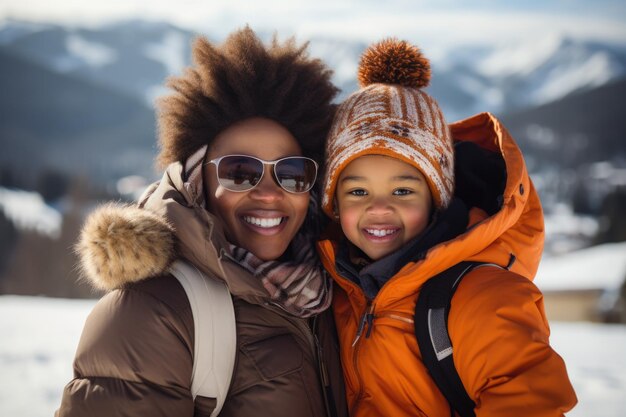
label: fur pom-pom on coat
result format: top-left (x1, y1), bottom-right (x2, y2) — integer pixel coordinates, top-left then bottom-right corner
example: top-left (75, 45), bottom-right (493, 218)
top-left (75, 203), bottom-right (176, 291)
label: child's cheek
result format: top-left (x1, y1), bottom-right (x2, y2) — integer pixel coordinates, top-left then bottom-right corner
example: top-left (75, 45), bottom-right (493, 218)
top-left (403, 207), bottom-right (431, 240)
top-left (338, 206), bottom-right (361, 244)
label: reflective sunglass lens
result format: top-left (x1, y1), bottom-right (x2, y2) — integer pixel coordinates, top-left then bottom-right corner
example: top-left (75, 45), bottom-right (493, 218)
top-left (217, 156), bottom-right (263, 191)
top-left (275, 158), bottom-right (317, 193)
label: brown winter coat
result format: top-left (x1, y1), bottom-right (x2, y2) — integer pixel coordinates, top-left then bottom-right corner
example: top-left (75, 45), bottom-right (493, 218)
top-left (56, 163), bottom-right (347, 417)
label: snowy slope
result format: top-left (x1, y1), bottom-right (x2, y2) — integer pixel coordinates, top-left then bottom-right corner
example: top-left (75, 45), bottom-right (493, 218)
top-left (0, 295), bottom-right (625, 417)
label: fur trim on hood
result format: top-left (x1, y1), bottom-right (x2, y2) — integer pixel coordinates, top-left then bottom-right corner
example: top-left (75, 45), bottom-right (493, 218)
top-left (76, 203), bottom-right (176, 291)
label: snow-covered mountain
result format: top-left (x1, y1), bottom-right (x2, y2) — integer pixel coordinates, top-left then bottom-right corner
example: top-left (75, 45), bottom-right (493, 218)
top-left (0, 19), bottom-right (196, 106)
top-left (443, 35), bottom-right (626, 117)
top-left (2, 18), bottom-right (625, 120)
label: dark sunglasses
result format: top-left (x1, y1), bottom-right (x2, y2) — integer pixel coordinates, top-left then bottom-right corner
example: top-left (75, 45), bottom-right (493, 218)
top-left (207, 154), bottom-right (318, 194)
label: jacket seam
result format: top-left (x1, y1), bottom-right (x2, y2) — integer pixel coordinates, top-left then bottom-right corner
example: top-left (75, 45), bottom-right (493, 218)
top-left (70, 374), bottom-right (192, 394)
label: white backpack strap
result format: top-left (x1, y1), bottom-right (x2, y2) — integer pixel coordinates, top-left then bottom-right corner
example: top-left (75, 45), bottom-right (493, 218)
top-left (169, 260), bottom-right (237, 417)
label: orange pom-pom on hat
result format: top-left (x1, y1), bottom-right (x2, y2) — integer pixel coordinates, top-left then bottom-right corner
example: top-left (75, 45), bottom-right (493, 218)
top-left (321, 38), bottom-right (454, 217)
top-left (358, 38), bottom-right (431, 88)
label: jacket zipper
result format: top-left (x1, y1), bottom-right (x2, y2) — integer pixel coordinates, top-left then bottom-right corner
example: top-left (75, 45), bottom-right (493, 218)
top-left (350, 308), bottom-right (420, 416)
top-left (292, 314), bottom-right (336, 417)
top-left (311, 315), bottom-right (337, 417)
top-left (351, 302), bottom-right (376, 346)
top-left (349, 301), bottom-right (375, 416)
top-left (318, 244), bottom-right (411, 415)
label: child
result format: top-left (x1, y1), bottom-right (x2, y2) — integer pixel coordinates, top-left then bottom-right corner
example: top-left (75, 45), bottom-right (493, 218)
top-left (317, 39), bottom-right (577, 417)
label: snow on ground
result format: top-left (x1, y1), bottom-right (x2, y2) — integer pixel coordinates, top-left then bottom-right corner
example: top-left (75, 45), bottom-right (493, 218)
top-left (0, 295), bottom-right (625, 417)
top-left (550, 322), bottom-right (626, 417)
top-left (0, 296), bottom-right (94, 417)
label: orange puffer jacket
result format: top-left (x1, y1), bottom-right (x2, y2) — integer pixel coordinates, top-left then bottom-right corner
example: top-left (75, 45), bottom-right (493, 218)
top-left (318, 113), bottom-right (577, 417)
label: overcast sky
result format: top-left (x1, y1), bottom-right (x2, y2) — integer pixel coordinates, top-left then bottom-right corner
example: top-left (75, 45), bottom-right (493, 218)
top-left (1, 0), bottom-right (625, 47)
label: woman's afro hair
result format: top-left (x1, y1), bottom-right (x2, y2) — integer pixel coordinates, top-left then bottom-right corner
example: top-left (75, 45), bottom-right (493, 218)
top-left (157, 26), bottom-right (339, 167)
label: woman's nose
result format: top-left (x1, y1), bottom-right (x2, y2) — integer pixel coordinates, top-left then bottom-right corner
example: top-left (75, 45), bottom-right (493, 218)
top-left (248, 169), bottom-right (284, 202)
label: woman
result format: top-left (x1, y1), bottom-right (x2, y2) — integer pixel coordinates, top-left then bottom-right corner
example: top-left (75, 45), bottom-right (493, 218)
top-left (56, 27), bottom-right (346, 417)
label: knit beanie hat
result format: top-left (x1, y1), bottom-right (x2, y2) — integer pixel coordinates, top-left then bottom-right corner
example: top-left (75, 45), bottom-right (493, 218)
top-left (321, 39), bottom-right (454, 218)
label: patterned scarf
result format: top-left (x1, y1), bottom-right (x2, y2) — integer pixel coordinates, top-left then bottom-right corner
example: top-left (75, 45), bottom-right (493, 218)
top-left (227, 238), bottom-right (331, 318)
top-left (185, 145), bottom-right (332, 318)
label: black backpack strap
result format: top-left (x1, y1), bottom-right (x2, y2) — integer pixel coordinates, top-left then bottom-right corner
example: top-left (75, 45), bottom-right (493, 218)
top-left (414, 261), bottom-right (481, 417)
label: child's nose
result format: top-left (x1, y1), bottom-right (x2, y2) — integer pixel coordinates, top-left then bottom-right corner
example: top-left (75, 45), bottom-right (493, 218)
top-left (366, 197), bottom-right (393, 215)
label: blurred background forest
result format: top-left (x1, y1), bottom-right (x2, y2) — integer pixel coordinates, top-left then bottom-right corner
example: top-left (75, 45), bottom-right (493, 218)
top-left (0, 0), bottom-right (625, 321)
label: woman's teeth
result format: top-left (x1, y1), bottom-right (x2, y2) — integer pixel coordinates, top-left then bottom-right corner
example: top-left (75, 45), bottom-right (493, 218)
top-left (244, 216), bottom-right (283, 228)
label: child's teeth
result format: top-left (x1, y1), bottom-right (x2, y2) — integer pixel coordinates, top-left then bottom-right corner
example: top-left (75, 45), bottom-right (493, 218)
top-left (244, 216), bottom-right (283, 228)
top-left (367, 229), bottom-right (396, 237)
